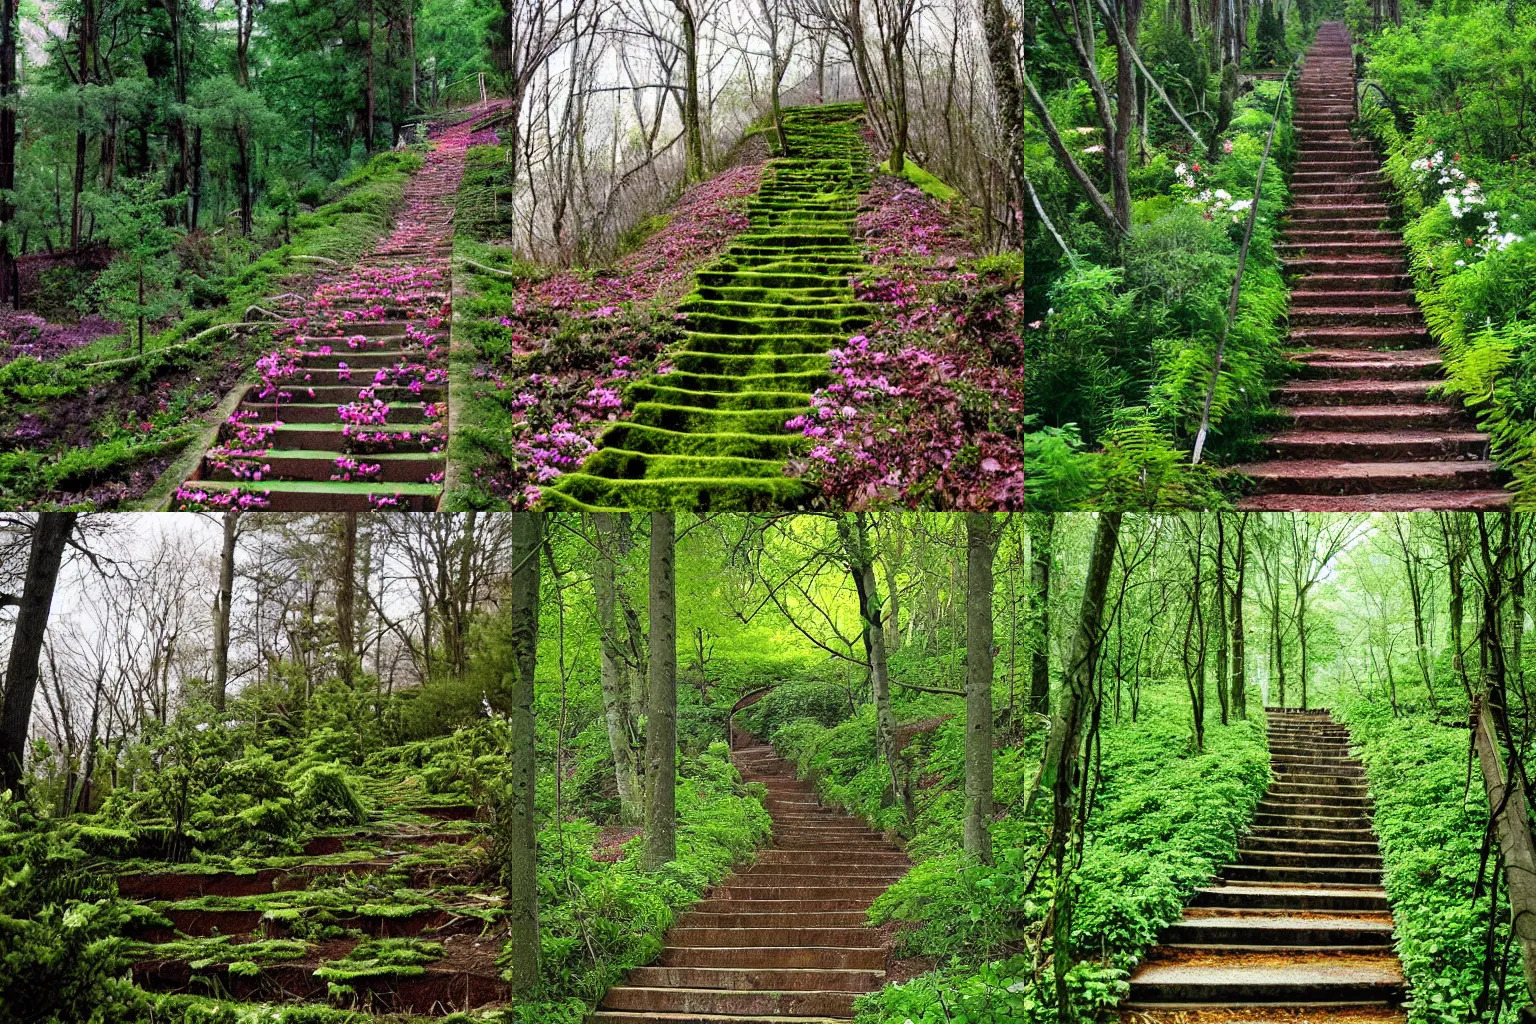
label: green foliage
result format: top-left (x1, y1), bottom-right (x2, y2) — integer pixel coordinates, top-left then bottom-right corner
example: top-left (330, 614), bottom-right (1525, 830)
top-left (312, 938), bottom-right (443, 983)
top-left (504, 742), bottom-right (772, 1016)
top-left (1335, 695), bottom-right (1520, 1024)
top-left (291, 764), bottom-right (368, 828)
top-left (737, 680), bottom-right (854, 738)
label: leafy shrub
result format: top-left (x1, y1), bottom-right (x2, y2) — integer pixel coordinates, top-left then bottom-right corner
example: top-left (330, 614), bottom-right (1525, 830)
top-left (291, 764), bottom-right (367, 827)
top-left (738, 680), bottom-right (854, 740)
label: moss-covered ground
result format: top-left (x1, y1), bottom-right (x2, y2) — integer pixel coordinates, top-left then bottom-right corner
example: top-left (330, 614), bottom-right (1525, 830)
top-left (544, 103), bottom-right (872, 510)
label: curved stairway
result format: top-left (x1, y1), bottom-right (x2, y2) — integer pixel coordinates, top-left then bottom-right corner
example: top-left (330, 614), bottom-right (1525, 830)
top-left (588, 740), bottom-right (907, 1023)
top-left (1125, 708), bottom-right (1406, 1015)
top-left (1236, 21), bottom-right (1509, 512)
top-left (547, 103), bottom-right (872, 511)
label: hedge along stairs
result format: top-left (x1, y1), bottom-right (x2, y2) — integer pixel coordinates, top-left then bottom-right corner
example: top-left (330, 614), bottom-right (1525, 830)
top-left (176, 106), bottom-right (506, 512)
top-left (119, 799), bottom-right (504, 1015)
top-left (1124, 708), bottom-right (1406, 1018)
top-left (1236, 21), bottom-right (1509, 512)
top-left (546, 103), bottom-right (872, 511)
top-left (588, 737), bottom-right (908, 1023)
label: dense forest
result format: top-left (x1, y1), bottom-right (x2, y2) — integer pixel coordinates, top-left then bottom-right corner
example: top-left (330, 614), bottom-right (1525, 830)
top-left (0, 0), bottom-right (1526, 509)
top-left (0, 509), bottom-right (1533, 1024)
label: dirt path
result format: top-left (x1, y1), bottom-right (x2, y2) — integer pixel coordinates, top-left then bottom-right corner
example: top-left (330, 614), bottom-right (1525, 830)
top-left (587, 740), bottom-right (908, 1023)
top-left (1236, 22), bottom-right (1507, 511)
top-left (1123, 708), bottom-right (1406, 1022)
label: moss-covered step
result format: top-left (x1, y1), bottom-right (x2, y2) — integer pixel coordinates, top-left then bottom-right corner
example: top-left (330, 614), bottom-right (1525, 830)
top-left (545, 102), bottom-right (871, 510)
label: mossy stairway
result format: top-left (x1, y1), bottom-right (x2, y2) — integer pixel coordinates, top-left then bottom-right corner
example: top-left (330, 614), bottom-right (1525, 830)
top-left (546, 103), bottom-right (871, 511)
top-left (120, 798), bottom-right (504, 1015)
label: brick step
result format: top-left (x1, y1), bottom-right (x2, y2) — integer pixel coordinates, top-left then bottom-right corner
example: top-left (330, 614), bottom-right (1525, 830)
top-left (656, 946), bottom-right (885, 970)
top-left (1261, 428), bottom-right (1488, 461)
top-left (1235, 459), bottom-right (1506, 495)
top-left (1239, 489), bottom-right (1511, 510)
top-left (1289, 288), bottom-right (1415, 306)
top-left (1290, 349), bottom-right (1441, 380)
top-left (1127, 955), bottom-right (1405, 1006)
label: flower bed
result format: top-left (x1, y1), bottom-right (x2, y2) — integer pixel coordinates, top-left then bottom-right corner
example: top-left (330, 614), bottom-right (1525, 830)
top-left (453, 163), bottom-right (766, 507)
top-left (785, 174), bottom-right (1027, 509)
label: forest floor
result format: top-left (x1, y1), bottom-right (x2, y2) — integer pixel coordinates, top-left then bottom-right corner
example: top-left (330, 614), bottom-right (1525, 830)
top-left (170, 105), bottom-right (506, 512)
top-left (1235, 21), bottom-right (1508, 511)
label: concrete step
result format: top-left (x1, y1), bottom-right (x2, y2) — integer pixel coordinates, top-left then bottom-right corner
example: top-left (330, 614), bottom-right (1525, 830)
top-left (1162, 913), bottom-right (1394, 947)
top-left (1192, 884), bottom-right (1391, 912)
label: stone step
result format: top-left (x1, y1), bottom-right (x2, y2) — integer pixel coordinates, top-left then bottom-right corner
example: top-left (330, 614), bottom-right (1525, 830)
top-left (624, 966), bottom-right (883, 992)
top-left (1222, 862), bottom-right (1383, 885)
top-left (1127, 955), bottom-right (1405, 1005)
top-left (1261, 428), bottom-right (1489, 461)
top-left (1192, 884), bottom-right (1391, 912)
top-left (598, 986), bottom-right (857, 1017)
top-left (1162, 913), bottom-right (1394, 947)
top-left (656, 945), bottom-right (885, 970)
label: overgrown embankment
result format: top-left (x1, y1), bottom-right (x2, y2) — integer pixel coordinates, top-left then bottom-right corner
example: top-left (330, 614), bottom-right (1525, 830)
top-left (0, 150), bottom-right (425, 511)
top-left (1352, 12), bottom-right (1536, 505)
top-left (742, 678), bottom-right (1269, 1022)
top-left (1335, 692), bottom-right (1530, 1024)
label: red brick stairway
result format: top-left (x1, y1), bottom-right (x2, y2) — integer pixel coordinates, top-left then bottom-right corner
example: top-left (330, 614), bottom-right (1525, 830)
top-left (1124, 708), bottom-right (1406, 1016)
top-left (1237, 21), bottom-right (1509, 512)
top-left (588, 741), bottom-right (908, 1023)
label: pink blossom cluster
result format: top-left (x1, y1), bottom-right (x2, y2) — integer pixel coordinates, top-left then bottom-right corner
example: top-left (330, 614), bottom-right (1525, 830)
top-left (789, 174), bottom-right (1026, 509)
top-left (171, 485), bottom-right (271, 510)
top-left (332, 456), bottom-right (384, 481)
top-left (469, 162), bottom-right (768, 505)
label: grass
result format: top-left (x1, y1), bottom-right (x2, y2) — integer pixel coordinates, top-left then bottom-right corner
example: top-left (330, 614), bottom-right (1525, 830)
top-left (542, 102), bottom-right (871, 511)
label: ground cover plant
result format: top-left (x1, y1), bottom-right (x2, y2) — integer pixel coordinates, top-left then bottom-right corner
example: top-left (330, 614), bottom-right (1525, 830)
top-left (1350, 9), bottom-right (1536, 504)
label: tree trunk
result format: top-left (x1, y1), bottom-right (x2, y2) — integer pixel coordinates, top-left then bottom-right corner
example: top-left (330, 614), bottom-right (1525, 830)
top-left (644, 512), bottom-right (678, 871)
top-left (1028, 513), bottom-right (1052, 717)
top-left (0, 513), bottom-right (78, 795)
top-left (1042, 512), bottom-right (1122, 1023)
top-left (675, 1), bottom-right (705, 181)
top-left (962, 513), bottom-right (997, 864)
top-left (338, 512), bottom-right (357, 684)
top-left (0, 0), bottom-right (17, 307)
top-left (212, 511), bottom-right (239, 711)
top-left (594, 513), bottom-right (644, 826)
top-left (840, 513), bottom-right (901, 806)
top-left (365, 0), bottom-right (378, 154)
top-left (1231, 514), bottom-right (1247, 720)
top-left (503, 512), bottom-right (542, 993)
top-left (1214, 515), bottom-right (1230, 726)
top-left (1447, 516), bottom-right (1471, 702)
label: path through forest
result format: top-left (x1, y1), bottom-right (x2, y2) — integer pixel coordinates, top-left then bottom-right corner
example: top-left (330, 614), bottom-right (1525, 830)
top-left (177, 106), bottom-right (502, 511)
top-left (588, 738), bottom-right (907, 1022)
top-left (547, 104), bottom-right (872, 511)
top-left (1236, 22), bottom-right (1508, 512)
top-left (1124, 708), bottom-right (1405, 1018)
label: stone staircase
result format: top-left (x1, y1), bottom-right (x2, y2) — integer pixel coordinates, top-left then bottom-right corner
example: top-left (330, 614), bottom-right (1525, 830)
top-left (547, 103), bottom-right (872, 511)
top-left (1125, 708), bottom-right (1407, 1013)
top-left (588, 740), bottom-right (907, 1023)
top-left (177, 107), bottom-right (503, 511)
top-left (1237, 21), bottom-right (1509, 512)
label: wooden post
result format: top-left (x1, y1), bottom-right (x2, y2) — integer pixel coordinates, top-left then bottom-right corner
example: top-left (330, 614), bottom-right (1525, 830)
top-left (1472, 692), bottom-right (1536, 1008)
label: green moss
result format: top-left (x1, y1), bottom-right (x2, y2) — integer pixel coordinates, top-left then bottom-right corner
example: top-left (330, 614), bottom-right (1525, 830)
top-left (313, 938), bottom-right (443, 983)
top-left (543, 104), bottom-right (871, 511)
top-left (877, 159), bottom-right (962, 204)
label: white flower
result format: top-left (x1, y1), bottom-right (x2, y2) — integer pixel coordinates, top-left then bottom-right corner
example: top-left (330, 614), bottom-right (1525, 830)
top-left (1213, 189), bottom-right (1232, 202)
top-left (1082, 144), bottom-right (1104, 154)
top-left (1174, 163), bottom-right (1188, 177)
top-left (1230, 198), bottom-right (1254, 213)
top-left (1073, 126), bottom-right (1095, 135)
